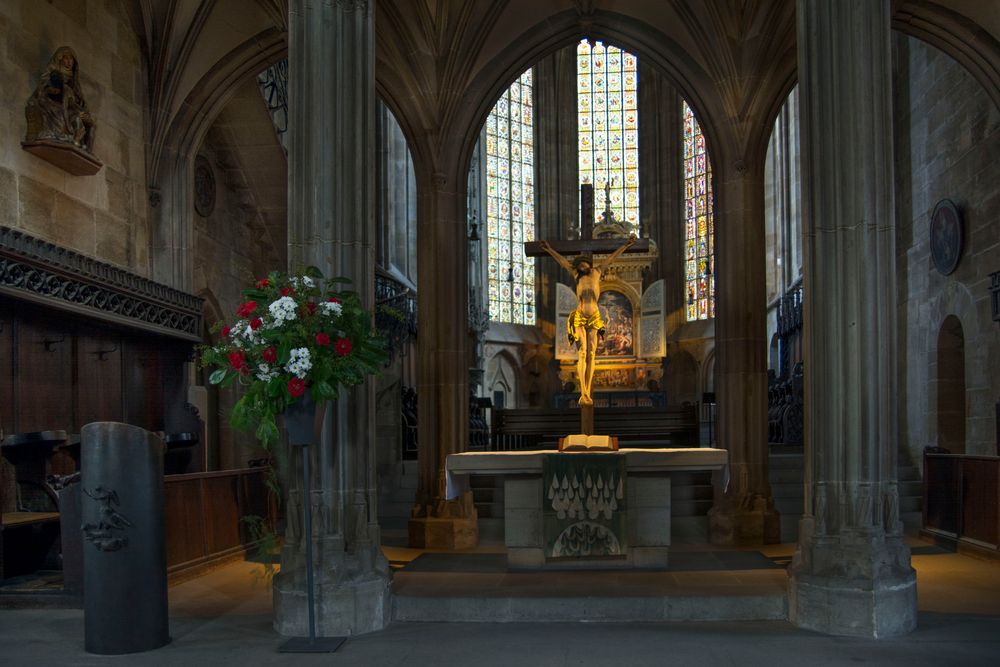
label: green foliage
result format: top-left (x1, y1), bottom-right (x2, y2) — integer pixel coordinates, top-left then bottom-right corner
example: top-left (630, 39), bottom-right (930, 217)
top-left (198, 267), bottom-right (387, 448)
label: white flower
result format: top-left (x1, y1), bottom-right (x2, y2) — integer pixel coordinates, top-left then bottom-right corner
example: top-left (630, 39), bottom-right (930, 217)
top-left (292, 276), bottom-right (315, 289)
top-left (285, 347), bottom-right (312, 379)
top-left (256, 363), bottom-right (278, 382)
top-left (268, 296), bottom-right (298, 322)
top-left (319, 300), bottom-right (342, 317)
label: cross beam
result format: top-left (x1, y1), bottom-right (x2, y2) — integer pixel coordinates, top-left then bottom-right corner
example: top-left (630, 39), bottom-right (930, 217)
top-left (523, 238), bottom-right (651, 257)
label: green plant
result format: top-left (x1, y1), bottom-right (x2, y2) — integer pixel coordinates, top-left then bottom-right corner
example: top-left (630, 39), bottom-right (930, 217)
top-left (199, 267), bottom-right (387, 448)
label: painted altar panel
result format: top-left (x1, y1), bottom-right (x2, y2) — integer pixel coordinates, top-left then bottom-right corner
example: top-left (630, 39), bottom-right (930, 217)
top-left (596, 290), bottom-right (633, 357)
top-left (638, 279), bottom-right (665, 358)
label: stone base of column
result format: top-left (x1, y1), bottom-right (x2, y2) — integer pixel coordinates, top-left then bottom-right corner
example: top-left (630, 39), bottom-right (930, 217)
top-left (788, 534), bottom-right (916, 638)
top-left (273, 571), bottom-right (391, 637)
top-left (408, 515), bottom-right (479, 549)
top-left (708, 504), bottom-right (780, 545)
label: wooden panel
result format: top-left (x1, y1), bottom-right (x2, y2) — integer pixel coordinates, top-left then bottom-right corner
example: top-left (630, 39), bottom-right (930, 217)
top-left (924, 455), bottom-right (960, 534)
top-left (75, 328), bottom-right (124, 428)
top-left (0, 310), bottom-right (16, 513)
top-left (961, 459), bottom-right (999, 547)
top-left (124, 343), bottom-right (163, 432)
top-left (0, 306), bottom-right (13, 435)
top-left (164, 478), bottom-right (207, 567)
top-left (16, 318), bottom-right (73, 433)
top-left (201, 476), bottom-right (241, 554)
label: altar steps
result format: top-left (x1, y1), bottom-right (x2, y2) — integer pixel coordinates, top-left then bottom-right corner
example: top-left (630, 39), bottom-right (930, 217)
top-left (391, 551), bottom-right (788, 623)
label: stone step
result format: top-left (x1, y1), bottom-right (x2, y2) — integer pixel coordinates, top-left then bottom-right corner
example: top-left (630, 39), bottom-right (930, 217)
top-left (671, 499), bottom-right (712, 517)
top-left (392, 590), bottom-right (788, 623)
top-left (671, 516), bottom-right (709, 543)
top-left (474, 502), bottom-right (504, 519)
top-left (378, 500), bottom-right (414, 519)
top-left (900, 496), bottom-right (922, 513)
top-left (478, 517), bottom-right (504, 542)
top-left (770, 482), bottom-right (804, 500)
top-left (768, 468), bottom-right (803, 484)
top-left (670, 485), bottom-right (714, 501)
top-left (768, 456), bottom-right (804, 470)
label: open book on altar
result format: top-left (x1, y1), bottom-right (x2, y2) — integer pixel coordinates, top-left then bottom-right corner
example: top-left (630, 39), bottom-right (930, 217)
top-left (558, 434), bottom-right (619, 452)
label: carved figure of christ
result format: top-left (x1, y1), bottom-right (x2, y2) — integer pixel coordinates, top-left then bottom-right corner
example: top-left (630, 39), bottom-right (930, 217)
top-left (531, 235), bottom-right (638, 406)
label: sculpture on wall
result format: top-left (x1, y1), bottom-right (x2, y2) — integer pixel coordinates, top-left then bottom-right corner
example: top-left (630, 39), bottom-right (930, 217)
top-left (26, 47), bottom-right (95, 150)
top-left (22, 46), bottom-right (103, 175)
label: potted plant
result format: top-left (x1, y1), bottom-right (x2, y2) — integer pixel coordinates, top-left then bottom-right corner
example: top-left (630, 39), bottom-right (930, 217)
top-left (199, 267), bottom-right (387, 448)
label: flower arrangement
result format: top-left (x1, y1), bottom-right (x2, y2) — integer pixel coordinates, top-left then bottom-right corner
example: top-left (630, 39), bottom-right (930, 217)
top-left (200, 267), bottom-right (387, 447)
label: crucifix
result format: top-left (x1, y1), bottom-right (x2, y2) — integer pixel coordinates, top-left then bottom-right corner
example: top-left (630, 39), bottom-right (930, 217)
top-left (524, 183), bottom-right (650, 435)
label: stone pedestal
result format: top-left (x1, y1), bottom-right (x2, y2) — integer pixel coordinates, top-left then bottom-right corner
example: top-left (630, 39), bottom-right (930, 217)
top-left (789, 0), bottom-right (916, 638)
top-left (408, 513), bottom-right (479, 550)
top-left (708, 503), bottom-right (779, 546)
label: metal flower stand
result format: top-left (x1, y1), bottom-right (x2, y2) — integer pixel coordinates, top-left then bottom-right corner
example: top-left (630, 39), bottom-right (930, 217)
top-left (278, 396), bottom-right (345, 653)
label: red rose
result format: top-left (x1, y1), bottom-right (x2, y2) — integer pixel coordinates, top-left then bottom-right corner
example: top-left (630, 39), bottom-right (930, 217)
top-left (221, 325), bottom-right (232, 338)
top-left (315, 332), bottom-right (330, 347)
top-left (287, 378), bottom-right (306, 397)
top-left (236, 300), bottom-right (257, 318)
top-left (327, 297), bottom-right (341, 304)
top-left (334, 338), bottom-right (352, 356)
top-left (228, 350), bottom-right (246, 370)
top-left (250, 317), bottom-right (263, 330)
top-left (281, 287), bottom-right (295, 297)
top-left (261, 346), bottom-right (277, 363)
top-left (306, 302), bottom-right (317, 315)
top-left (256, 278), bottom-right (270, 288)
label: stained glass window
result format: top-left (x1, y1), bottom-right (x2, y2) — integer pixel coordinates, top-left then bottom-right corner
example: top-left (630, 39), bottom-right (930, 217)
top-left (577, 40), bottom-right (639, 229)
top-left (486, 69), bottom-right (536, 324)
top-left (683, 100), bottom-right (714, 320)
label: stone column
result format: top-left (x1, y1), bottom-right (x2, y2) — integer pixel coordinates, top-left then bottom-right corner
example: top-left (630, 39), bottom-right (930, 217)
top-left (708, 158), bottom-right (779, 545)
top-left (789, 0), bottom-right (916, 638)
top-left (407, 170), bottom-right (479, 549)
top-left (275, 0), bottom-right (390, 636)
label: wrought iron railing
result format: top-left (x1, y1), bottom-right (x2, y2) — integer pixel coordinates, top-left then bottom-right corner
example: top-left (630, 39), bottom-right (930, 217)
top-left (257, 59), bottom-right (288, 154)
top-left (375, 270), bottom-right (417, 364)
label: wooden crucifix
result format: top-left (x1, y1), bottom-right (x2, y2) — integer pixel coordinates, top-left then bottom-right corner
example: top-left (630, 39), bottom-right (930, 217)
top-left (524, 183), bottom-right (649, 435)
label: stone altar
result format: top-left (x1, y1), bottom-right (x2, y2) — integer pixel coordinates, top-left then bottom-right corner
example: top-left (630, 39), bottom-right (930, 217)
top-left (447, 448), bottom-right (727, 569)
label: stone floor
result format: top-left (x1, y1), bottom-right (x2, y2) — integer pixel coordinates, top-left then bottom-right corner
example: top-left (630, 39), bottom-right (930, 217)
top-left (0, 538), bottom-right (998, 665)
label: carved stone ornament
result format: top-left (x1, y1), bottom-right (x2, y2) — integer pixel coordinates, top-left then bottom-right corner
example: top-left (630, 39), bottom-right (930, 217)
top-left (22, 46), bottom-right (103, 176)
top-left (930, 198), bottom-right (963, 276)
top-left (194, 155), bottom-right (216, 217)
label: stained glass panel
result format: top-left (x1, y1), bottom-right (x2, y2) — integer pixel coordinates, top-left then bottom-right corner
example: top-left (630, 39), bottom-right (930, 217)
top-left (577, 40), bottom-right (640, 230)
top-left (683, 100), bottom-right (714, 321)
top-left (487, 69), bottom-right (536, 324)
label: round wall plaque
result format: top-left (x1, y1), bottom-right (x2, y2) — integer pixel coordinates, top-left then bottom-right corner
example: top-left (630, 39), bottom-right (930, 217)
top-left (194, 155), bottom-right (216, 217)
top-left (930, 198), bottom-right (963, 276)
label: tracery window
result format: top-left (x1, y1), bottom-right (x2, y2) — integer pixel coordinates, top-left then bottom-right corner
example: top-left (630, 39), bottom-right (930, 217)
top-left (683, 100), bottom-right (714, 321)
top-left (577, 40), bottom-right (639, 229)
top-left (486, 69), bottom-right (536, 324)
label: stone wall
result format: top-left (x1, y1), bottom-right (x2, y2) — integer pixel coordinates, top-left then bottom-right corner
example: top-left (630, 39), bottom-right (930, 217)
top-left (193, 88), bottom-right (285, 470)
top-left (0, 0), bottom-right (148, 272)
top-left (895, 34), bottom-right (1000, 462)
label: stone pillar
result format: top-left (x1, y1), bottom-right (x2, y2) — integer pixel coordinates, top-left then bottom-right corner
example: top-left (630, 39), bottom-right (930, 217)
top-left (789, 0), bottom-right (916, 638)
top-left (408, 170), bottom-right (479, 549)
top-left (275, 0), bottom-right (390, 636)
top-left (708, 158), bottom-right (779, 546)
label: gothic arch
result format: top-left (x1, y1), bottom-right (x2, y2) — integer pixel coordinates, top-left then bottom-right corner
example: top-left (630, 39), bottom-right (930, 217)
top-left (893, 1), bottom-right (1000, 112)
top-left (926, 281), bottom-right (987, 454)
